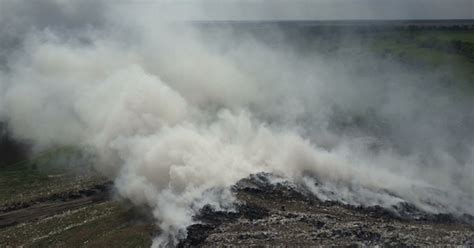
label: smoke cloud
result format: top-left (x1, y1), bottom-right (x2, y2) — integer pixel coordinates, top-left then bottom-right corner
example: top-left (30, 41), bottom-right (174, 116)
top-left (0, 0), bottom-right (473, 246)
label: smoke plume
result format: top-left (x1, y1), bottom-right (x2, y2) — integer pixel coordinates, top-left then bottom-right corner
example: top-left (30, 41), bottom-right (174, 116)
top-left (0, 0), bottom-right (473, 246)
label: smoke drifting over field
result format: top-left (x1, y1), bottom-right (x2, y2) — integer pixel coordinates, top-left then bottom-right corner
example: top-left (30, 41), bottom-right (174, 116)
top-left (1, 1), bottom-right (473, 246)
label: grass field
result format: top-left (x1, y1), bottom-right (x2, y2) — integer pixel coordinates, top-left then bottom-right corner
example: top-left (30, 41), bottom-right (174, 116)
top-left (0, 148), bottom-right (105, 206)
top-left (370, 30), bottom-right (474, 75)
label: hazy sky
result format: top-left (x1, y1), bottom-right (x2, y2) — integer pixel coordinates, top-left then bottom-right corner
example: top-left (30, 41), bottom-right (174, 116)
top-left (0, 0), bottom-right (472, 21)
top-left (130, 0), bottom-right (473, 20)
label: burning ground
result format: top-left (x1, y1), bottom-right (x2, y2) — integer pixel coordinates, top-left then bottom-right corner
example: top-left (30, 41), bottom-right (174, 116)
top-left (0, 136), bottom-right (472, 247)
top-left (1, 166), bottom-right (473, 247)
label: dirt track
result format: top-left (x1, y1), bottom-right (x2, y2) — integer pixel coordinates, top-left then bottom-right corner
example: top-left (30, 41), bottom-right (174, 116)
top-left (0, 183), bottom-right (110, 228)
top-left (0, 193), bottom-right (108, 228)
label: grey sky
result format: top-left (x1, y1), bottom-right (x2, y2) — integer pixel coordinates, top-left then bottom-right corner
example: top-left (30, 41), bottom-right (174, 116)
top-left (142, 0), bottom-right (473, 20)
top-left (0, 0), bottom-right (472, 22)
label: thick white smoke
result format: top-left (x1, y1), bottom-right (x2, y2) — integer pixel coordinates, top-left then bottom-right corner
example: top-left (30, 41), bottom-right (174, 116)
top-left (1, 1), bottom-right (473, 246)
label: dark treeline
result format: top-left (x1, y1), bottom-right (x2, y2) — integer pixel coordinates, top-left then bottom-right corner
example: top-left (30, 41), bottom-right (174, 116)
top-left (197, 21), bottom-right (474, 53)
top-left (195, 20), bottom-right (474, 33)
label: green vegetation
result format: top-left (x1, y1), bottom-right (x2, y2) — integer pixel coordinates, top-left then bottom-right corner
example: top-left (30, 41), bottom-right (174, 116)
top-left (0, 147), bottom-right (105, 205)
top-left (370, 30), bottom-right (474, 77)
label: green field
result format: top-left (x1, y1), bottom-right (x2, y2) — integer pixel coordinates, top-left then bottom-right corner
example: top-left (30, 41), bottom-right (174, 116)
top-left (0, 148), bottom-right (104, 205)
top-left (370, 30), bottom-right (474, 76)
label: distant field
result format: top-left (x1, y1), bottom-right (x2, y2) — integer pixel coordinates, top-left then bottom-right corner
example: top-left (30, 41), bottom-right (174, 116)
top-left (371, 30), bottom-right (474, 66)
top-left (0, 147), bottom-right (104, 206)
top-left (199, 21), bottom-right (474, 76)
